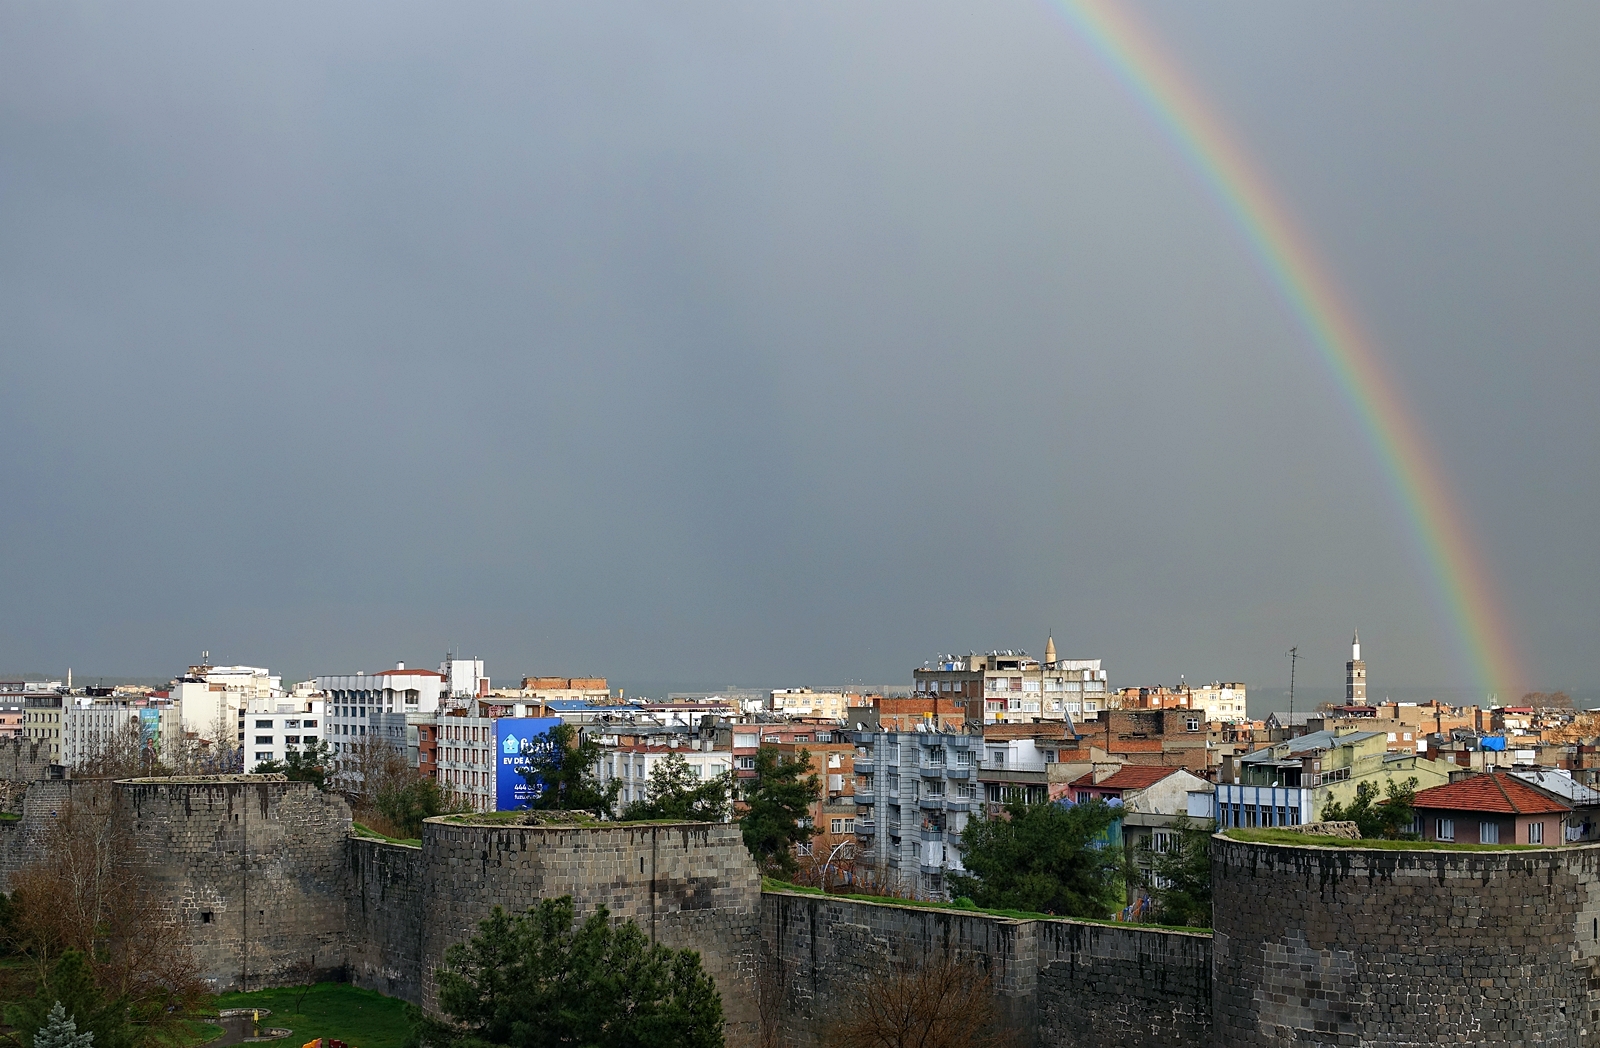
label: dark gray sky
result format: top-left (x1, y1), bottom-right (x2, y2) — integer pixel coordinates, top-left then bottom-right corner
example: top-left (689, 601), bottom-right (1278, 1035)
top-left (2, 2), bottom-right (1596, 699)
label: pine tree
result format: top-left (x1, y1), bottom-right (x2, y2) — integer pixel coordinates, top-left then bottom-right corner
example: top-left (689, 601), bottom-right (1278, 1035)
top-left (739, 747), bottom-right (821, 877)
top-left (33, 1003), bottom-right (94, 1048)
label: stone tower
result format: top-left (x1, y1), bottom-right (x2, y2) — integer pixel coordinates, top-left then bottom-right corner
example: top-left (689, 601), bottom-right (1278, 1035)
top-left (1346, 630), bottom-right (1367, 705)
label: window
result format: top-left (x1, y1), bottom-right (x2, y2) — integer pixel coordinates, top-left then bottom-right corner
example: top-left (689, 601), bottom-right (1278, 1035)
top-left (284, 720), bottom-right (300, 729)
top-left (304, 720), bottom-right (316, 728)
top-left (989, 750), bottom-right (1006, 768)
top-left (737, 756), bottom-right (756, 770)
top-left (255, 735), bottom-right (273, 745)
top-left (831, 819), bottom-right (843, 834)
top-left (1186, 717), bottom-right (1201, 732)
top-left (254, 752), bottom-right (272, 762)
top-left (1044, 749), bottom-right (1057, 763)
top-left (256, 720), bottom-right (274, 728)
top-left (1078, 791), bottom-right (1092, 804)
top-left (958, 782), bottom-right (977, 799)
top-left (956, 750), bottom-right (972, 767)
top-left (1436, 818), bottom-right (1455, 841)
top-left (284, 736), bottom-right (300, 745)
top-left (1529, 821), bottom-right (1544, 845)
top-left (1479, 821), bottom-right (1499, 845)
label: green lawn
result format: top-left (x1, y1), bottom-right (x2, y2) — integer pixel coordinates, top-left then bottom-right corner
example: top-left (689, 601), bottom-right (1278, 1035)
top-left (350, 822), bottom-right (422, 847)
top-left (760, 879), bottom-right (1208, 933)
top-left (152, 1020), bottom-right (223, 1048)
top-left (212, 983), bottom-right (410, 1048)
top-left (1225, 827), bottom-right (1545, 851)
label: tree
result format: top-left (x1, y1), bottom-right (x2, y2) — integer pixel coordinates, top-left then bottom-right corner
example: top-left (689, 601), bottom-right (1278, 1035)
top-left (6, 799), bottom-right (206, 1047)
top-left (739, 747), bottom-right (820, 878)
top-left (255, 740), bottom-right (335, 791)
top-left (30, 1003), bottom-right (95, 1048)
top-left (825, 950), bottom-right (1017, 1048)
top-left (1147, 817), bottom-right (1213, 927)
top-left (622, 753), bottom-right (733, 823)
top-left (949, 799), bottom-right (1124, 918)
top-left (1321, 777), bottom-right (1419, 839)
top-left (376, 775), bottom-right (452, 839)
top-left (4, 952), bottom-right (131, 1048)
top-left (517, 723), bottom-right (619, 817)
top-left (409, 897), bottom-right (724, 1048)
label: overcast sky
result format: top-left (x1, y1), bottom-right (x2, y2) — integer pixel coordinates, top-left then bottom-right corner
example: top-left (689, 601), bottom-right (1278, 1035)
top-left (2, 2), bottom-right (1596, 699)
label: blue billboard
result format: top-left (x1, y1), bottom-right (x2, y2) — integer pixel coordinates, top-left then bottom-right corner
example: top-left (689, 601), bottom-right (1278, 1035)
top-left (494, 717), bottom-right (562, 810)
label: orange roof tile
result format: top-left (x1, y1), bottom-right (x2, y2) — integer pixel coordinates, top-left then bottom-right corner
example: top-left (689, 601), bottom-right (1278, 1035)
top-left (1413, 772), bottom-right (1570, 815)
top-left (1068, 766), bottom-right (1180, 792)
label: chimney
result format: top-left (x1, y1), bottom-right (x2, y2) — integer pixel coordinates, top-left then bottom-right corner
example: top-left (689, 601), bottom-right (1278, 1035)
top-left (396, 662), bottom-right (405, 671)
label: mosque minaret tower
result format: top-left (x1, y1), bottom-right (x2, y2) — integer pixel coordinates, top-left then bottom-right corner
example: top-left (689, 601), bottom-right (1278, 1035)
top-left (1346, 630), bottom-right (1368, 705)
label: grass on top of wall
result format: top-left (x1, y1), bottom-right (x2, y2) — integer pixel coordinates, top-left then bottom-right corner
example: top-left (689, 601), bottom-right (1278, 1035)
top-left (1225, 828), bottom-right (1545, 851)
top-left (760, 879), bottom-right (1208, 933)
top-left (349, 822), bottom-right (421, 847)
top-left (212, 983), bottom-right (410, 1048)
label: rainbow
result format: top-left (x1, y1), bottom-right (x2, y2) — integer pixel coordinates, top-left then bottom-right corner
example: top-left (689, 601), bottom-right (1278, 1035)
top-left (1046, 0), bottom-right (1523, 698)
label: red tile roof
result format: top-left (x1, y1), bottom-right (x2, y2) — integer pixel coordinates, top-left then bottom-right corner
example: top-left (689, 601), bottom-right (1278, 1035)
top-left (1069, 766), bottom-right (1181, 792)
top-left (1413, 773), bottom-right (1570, 815)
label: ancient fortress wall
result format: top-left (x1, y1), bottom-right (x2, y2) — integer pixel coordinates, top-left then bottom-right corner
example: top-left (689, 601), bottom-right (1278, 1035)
top-left (410, 820), bottom-right (763, 1046)
top-left (120, 778), bottom-right (353, 990)
top-left (346, 837), bottom-right (426, 1002)
top-left (761, 891), bottom-right (1211, 1048)
top-left (17, 774), bottom-right (1600, 1047)
top-left (1213, 836), bottom-right (1600, 1047)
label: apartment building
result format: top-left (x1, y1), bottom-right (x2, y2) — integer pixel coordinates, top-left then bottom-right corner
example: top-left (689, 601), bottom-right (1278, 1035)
top-left (434, 710), bottom-right (500, 811)
top-left (768, 688), bottom-right (850, 720)
top-left (317, 663), bottom-right (453, 760)
top-left (594, 730), bottom-right (734, 812)
top-left (912, 641), bottom-right (1109, 727)
top-left (1117, 682), bottom-right (1247, 722)
top-left (240, 696), bottom-right (326, 772)
top-left (63, 698), bottom-right (181, 768)
top-left (1215, 728), bottom-right (1457, 830)
top-left (23, 693), bottom-right (63, 763)
top-left (852, 728), bottom-right (979, 899)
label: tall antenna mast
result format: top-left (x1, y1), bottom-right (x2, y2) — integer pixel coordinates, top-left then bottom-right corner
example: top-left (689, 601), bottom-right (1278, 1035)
top-left (1287, 646), bottom-right (1300, 727)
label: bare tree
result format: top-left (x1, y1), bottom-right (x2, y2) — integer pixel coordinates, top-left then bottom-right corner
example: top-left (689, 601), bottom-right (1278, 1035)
top-left (8, 793), bottom-right (207, 1042)
top-left (75, 720), bottom-right (163, 780)
top-left (825, 951), bottom-right (1019, 1048)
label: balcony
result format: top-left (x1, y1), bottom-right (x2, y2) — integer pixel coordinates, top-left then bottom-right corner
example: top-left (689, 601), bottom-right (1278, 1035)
top-left (944, 766), bottom-right (971, 780)
top-left (920, 827), bottom-right (944, 842)
top-left (920, 862), bottom-right (944, 876)
top-left (943, 798), bottom-right (972, 812)
top-left (853, 759), bottom-right (875, 775)
top-left (855, 819), bottom-right (875, 836)
top-left (856, 793), bottom-right (875, 806)
top-left (919, 763), bottom-right (946, 778)
top-left (919, 796), bottom-right (946, 811)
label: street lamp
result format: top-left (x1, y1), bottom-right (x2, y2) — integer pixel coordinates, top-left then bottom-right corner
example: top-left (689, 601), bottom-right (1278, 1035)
top-left (820, 837), bottom-right (854, 893)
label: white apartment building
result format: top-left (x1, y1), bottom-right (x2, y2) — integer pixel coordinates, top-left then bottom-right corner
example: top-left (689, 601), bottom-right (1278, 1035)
top-left (912, 643), bottom-right (1109, 726)
top-left (594, 735), bottom-right (734, 812)
top-left (317, 663), bottom-right (452, 759)
top-left (63, 699), bottom-right (180, 768)
top-left (240, 695), bottom-right (326, 772)
top-left (434, 713), bottom-right (499, 812)
top-left (169, 663), bottom-right (283, 743)
top-left (768, 689), bottom-right (849, 719)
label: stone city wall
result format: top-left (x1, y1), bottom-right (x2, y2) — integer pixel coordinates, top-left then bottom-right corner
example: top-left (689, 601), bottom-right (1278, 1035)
top-left (760, 891), bottom-right (1211, 1048)
top-left (120, 777), bottom-right (352, 991)
top-left (1212, 835), bottom-right (1600, 1047)
top-left (346, 837), bottom-right (427, 1002)
top-left (416, 819), bottom-right (763, 1047)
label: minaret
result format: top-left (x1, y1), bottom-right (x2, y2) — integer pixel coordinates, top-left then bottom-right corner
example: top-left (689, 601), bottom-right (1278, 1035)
top-left (1044, 634), bottom-right (1057, 666)
top-left (1346, 631), bottom-right (1367, 705)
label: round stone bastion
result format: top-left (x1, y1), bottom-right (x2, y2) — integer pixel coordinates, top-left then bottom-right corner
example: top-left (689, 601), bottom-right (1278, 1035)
top-left (1212, 834), bottom-right (1600, 1047)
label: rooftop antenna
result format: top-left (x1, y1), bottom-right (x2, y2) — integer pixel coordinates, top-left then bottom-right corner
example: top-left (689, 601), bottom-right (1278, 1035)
top-left (1287, 647), bottom-right (1300, 727)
